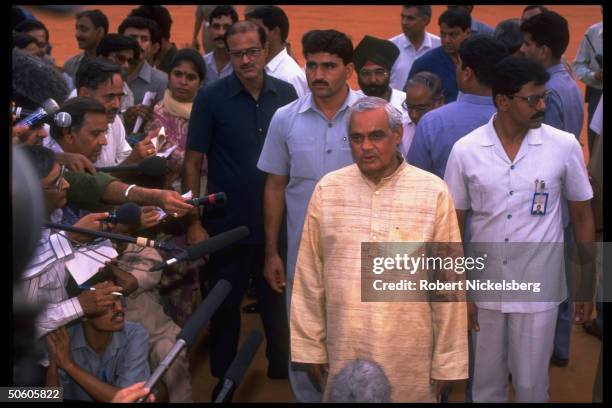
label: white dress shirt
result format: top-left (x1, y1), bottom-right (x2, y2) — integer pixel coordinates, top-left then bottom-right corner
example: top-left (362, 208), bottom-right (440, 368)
top-left (266, 47), bottom-right (309, 97)
top-left (355, 88), bottom-right (408, 123)
top-left (389, 31), bottom-right (441, 91)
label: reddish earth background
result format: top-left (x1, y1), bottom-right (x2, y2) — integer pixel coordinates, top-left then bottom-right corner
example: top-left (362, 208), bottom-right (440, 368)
top-left (24, 5), bottom-right (600, 161)
top-left (21, 5), bottom-right (603, 402)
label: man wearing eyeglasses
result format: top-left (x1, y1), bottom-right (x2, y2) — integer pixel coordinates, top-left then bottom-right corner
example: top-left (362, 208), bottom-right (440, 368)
top-left (183, 20), bottom-right (298, 402)
top-left (353, 35), bottom-right (408, 122)
top-left (257, 28), bottom-right (361, 402)
top-left (407, 35), bottom-right (506, 179)
top-left (444, 57), bottom-right (595, 402)
top-left (520, 11), bottom-right (585, 370)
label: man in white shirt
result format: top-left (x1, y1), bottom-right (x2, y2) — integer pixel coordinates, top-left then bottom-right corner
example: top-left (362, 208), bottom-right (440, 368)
top-left (353, 35), bottom-right (407, 122)
top-left (246, 6), bottom-right (308, 97)
top-left (389, 6), bottom-right (440, 91)
top-left (444, 57), bottom-right (595, 402)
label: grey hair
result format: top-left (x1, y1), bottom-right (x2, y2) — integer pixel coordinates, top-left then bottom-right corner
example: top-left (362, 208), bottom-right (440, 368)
top-left (329, 359), bottom-right (392, 403)
top-left (348, 96), bottom-right (403, 132)
top-left (404, 71), bottom-right (444, 101)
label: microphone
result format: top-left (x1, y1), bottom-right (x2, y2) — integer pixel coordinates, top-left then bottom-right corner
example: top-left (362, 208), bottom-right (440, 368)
top-left (104, 202), bottom-right (142, 225)
top-left (150, 226), bottom-right (249, 272)
top-left (214, 330), bottom-right (263, 403)
top-left (136, 280), bottom-right (232, 403)
top-left (43, 222), bottom-right (177, 252)
top-left (95, 155), bottom-right (167, 177)
top-left (15, 99), bottom-right (72, 129)
top-left (185, 192), bottom-right (227, 207)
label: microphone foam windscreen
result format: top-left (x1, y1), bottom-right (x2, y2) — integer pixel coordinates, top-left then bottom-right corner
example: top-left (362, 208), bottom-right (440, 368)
top-left (178, 280), bottom-right (232, 345)
top-left (186, 226), bottom-right (249, 259)
top-left (225, 330), bottom-right (263, 385)
top-left (115, 202), bottom-right (142, 225)
top-left (138, 155), bottom-right (167, 177)
top-left (12, 49), bottom-right (69, 111)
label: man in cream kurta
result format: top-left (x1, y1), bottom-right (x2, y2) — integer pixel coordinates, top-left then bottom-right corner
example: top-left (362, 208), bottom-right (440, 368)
top-left (290, 97), bottom-right (468, 402)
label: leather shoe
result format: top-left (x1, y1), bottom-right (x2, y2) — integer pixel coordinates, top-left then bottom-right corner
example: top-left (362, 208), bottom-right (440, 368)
top-left (583, 319), bottom-right (602, 341)
top-left (242, 301), bottom-right (259, 314)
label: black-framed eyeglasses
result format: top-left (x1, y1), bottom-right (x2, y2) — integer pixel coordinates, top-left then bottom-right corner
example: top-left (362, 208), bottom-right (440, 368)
top-left (402, 100), bottom-right (434, 113)
top-left (508, 91), bottom-right (550, 108)
top-left (228, 47), bottom-right (262, 60)
top-left (43, 164), bottom-right (66, 192)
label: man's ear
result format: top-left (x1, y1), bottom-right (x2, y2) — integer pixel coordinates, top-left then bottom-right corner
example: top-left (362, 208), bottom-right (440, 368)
top-left (61, 127), bottom-right (75, 145)
top-left (78, 87), bottom-right (91, 98)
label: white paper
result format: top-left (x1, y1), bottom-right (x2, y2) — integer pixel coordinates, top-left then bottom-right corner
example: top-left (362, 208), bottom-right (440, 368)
top-left (157, 144), bottom-right (178, 158)
top-left (151, 126), bottom-right (165, 151)
top-left (65, 240), bottom-right (118, 285)
top-left (154, 191), bottom-right (193, 220)
top-left (132, 91), bottom-right (157, 134)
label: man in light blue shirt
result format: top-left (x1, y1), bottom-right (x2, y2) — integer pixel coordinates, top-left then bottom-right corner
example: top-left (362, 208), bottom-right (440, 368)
top-left (202, 6), bottom-right (237, 87)
top-left (257, 29), bottom-right (361, 403)
top-left (407, 35), bottom-right (507, 179)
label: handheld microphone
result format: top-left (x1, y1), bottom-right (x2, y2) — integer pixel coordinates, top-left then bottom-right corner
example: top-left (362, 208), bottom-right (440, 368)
top-left (16, 98), bottom-right (69, 129)
top-left (150, 226), bottom-right (249, 272)
top-left (95, 155), bottom-right (167, 177)
top-left (214, 330), bottom-right (263, 403)
top-left (104, 202), bottom-right (142, 225)
top-left (185, 192), bottom-right (227, 207)
top-left (137, 280), bottom-right (232, 403)
top-left (43, 222), bottom-right (176, 252)
top-left (13, 107), bottom-right (72, 128)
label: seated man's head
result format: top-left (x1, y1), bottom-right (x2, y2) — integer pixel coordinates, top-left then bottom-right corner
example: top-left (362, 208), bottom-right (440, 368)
top-left (96, 34), bottom-right (141, 75)
top-left (118, 16), bottom-right (162, 66)
top-left (347, 97), bottom-right (403, 182)
top-left (403, 71), bottom-right (444, 124)
top-left (22, 145), bottom-right (70, 214)
top-left (50, 97), bottom-right (108, 162)
top-left (76, 57), bottom-right (125, 124)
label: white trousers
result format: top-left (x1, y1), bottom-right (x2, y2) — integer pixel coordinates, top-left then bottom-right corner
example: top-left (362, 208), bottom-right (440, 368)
top-left (471, 307), bottom-right (557, 402)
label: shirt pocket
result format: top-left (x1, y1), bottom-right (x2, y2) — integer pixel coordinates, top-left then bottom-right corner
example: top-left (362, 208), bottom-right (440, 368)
top-left (289, 139), bottom-right (318, 180)
top-left (470, 182), bottom-right (502, 217)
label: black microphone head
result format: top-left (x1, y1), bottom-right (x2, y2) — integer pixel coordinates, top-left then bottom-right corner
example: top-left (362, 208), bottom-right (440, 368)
top-left (178, 280), bottom-right (232, 345)
top-left (53, 111), bottom-right (72, 127)
top-left (225, 330), bottom-right (263, 385)
top-left (12, 49), bottom-right (69, 111)
top-left (186, 226), bottom-right (249, 259)
top-left (113, 202), bottom-right (142, 225)
top-left (138, 155), bottom-right (167, 177)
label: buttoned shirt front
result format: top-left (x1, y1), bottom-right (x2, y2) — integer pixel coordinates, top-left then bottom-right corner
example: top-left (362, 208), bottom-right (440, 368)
top-left (257, 87), bottom-right (362, 282)
top-left (407, 93), bottom-right (496, 178)
top-left (389, 31), bottom-right (441, 91)
top-left (573, 22), bottom-right (603, 90)
top-left (266, 47), bottom-right (309, 97)
top-left (203, 51), bottom-right (233, 87)
top-left (409, 46), bottom-right (458, 103)
top-left (544, 64), bottom-right (584, 140)
top-left (187, 72), bottom-right (298, 243)
top-left (444, 115), bottom-right (593, 313)
top-left (59, 321), bottom-right (150, 401)
top-left (128, 61), bottom-right (168, 106)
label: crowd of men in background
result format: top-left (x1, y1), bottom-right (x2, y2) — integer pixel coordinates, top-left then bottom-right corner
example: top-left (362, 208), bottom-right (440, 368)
top-left (11, 4), bottom-right (603, 403)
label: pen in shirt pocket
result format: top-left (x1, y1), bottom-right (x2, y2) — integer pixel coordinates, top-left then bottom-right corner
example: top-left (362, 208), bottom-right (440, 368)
top-left (78, 285), bottom-right (123, 297)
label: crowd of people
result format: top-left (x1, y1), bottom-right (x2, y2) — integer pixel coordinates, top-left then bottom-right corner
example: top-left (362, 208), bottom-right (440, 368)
top-left (11, 4), bottom-right (603, 403)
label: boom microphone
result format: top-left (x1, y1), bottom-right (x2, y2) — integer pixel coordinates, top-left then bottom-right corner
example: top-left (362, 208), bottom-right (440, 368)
top-left (150, 226), bottom-right (250, 272)
top-left (185, 192), bottom-right (227, 207)
top-left (136, 280), bottom-right (232, 403)
top-left (214, 330), bottom-right (263, 403)
top-left (95, 155), bottom-right (167, 177)
top-left (104, 202), bottom-right (142, 225)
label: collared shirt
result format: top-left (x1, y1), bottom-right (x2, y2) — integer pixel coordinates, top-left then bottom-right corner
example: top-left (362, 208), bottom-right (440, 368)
top-left (544, 64), bottom-right (584, 141)
top-left (409, 46), bottom-right (458, 103)
top-left (400, 118), bottom-right (416, 157)
top-left (290, 159), bottom-right (467, 402)
top-left (21, 209), bottom-right (83, 337)
top-left (98, 116), bottom-right (132, 167)
top-left (58, 321), bottom-right (150, 401)
top-left (128, 61), bottom-right (168, 106)
top-left (407, 93), bottom-right (496, 178)
top-left (573, 22), bottom-right (603, 90)
top-left (389, 31), bottom-right (441, 91)
top-left (266, 47), bottom-right (309, 98)
top-left (203, 51), bottom-right (233, 87)
top-left (355, 88), bottom-right (409, 123)
top-left (257, 88), bottom-right (362, 282)
top-left (444, 115), bottom-right (593, 313)
top-left (470, 18), bottom-right (495, 37)
top-left (187, 72), bottom-right (298, 243)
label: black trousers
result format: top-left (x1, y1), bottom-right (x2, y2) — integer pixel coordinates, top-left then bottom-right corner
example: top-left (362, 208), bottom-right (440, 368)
top-left (201, 243), bottom-right (289, 379)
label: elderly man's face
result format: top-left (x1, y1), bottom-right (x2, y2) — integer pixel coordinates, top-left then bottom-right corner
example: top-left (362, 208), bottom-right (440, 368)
top-left (349, 107), bottom-right (402, 181)
top-left (404, 84), bottom-right (442, 124)
top-left (358, 62), bottom-right (391, 99)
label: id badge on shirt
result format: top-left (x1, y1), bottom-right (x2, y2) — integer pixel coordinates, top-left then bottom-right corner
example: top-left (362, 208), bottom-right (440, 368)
top-left (531, 179), bottom-right (548, 216)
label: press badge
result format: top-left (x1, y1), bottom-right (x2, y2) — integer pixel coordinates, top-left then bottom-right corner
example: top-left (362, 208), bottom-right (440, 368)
top-left (531, 179), bottom-right (548, 216)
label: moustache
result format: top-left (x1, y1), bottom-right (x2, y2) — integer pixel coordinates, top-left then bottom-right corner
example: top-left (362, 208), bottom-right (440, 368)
top-left (111, 311), bottom-right (124, 320)
top-left (240, 63), bottom-right (255, 70)
top-left (530, 112), bottom-right (545, 120)
top-left (312, 80), bottom-right (329, 86)
top-left (214, 36), bottom-right (224, 41)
